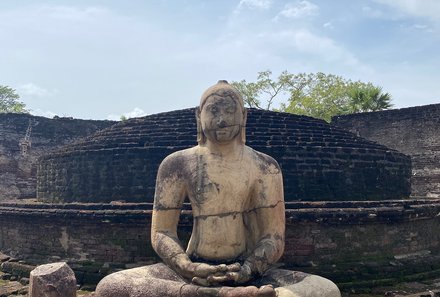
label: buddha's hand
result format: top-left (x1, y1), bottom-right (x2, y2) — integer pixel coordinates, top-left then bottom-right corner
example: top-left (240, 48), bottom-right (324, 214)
top-left (191, 262), bottom-right (241, 286)
top-left (225, 262), bottom-right (253, 284)
top-left (198, 285), bottom-right (276, 297)
top-left (192, 262), bottom-right (255, 286)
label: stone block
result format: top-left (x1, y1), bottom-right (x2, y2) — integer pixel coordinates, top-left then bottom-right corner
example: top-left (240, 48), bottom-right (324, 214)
top-left (29, 262), bottom-right (76, 297)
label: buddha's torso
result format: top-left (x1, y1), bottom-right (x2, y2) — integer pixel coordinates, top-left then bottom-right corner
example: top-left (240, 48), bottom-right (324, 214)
top-left (184, 146), bottom-right (256, 262)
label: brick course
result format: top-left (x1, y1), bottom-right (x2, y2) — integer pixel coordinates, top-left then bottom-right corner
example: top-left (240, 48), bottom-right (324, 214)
top-left (1, 200), bottom-right (439, 287)
top-left (0, 113), bottom-right (115, 200)
top-left (332, 103), bottom-right (440, 197)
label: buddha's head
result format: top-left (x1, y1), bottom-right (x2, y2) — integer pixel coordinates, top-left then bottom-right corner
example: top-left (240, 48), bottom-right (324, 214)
top-left (197, 80), bottom-right (247, 145)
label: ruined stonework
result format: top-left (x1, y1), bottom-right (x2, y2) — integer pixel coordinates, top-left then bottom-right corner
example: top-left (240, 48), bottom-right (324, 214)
top-left (37, 108), bottom-right (411, 203)
top-left (0, 113), bottom-right (115, 200)
top-left (332, 103), bottom-right (440, 198)
top-left (1, 200), bottom-right (440, 290)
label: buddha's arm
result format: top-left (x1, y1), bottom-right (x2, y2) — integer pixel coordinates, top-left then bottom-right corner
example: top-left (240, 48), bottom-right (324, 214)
top-left (241, 168), bottom-right (285, 280)
top-left (150, 154), bottom-right (195, 278)
top-left (151, 209), bottom-right (190, 274)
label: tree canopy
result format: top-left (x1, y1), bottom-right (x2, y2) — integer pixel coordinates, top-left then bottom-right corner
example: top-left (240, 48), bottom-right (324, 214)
top-left (0, 85), bottom-right (28, 113)
top-left (231, 71), bottom-right (392, 122)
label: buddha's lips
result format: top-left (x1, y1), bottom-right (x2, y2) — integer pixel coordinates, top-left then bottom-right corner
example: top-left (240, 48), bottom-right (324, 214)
top-left (204, 124), bottom-right (241, 131)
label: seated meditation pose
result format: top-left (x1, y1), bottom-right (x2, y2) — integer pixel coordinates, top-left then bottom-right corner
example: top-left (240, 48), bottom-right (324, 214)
top-left (95, 81), bottom-right (341, 297)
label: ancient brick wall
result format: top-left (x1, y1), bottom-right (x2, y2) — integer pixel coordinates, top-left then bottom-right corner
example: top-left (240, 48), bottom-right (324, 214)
top-left (37, 108), bottom-right (411, 202)
top-left (332, 103), bottom-right (440, 197)
top-left (0, 113), bottom-right (115, 200)
top-left (1, 200), bottom-right (439, 288)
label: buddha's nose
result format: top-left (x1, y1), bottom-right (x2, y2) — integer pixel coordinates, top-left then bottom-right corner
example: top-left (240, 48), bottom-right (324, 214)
top-left (217, 117), bottom-right (227, 128)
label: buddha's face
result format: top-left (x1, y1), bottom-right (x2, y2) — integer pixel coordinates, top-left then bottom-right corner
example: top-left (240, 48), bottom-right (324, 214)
top-left (200, 94), bottom-right (243, 143)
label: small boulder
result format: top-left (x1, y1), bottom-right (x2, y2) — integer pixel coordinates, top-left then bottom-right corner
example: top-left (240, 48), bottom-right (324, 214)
top-left (29, 262), bottom-right (76, 297)
top-left (0, 252), bottom-right (10, 263)
top-left (20, 276), bottom-right (30, 285)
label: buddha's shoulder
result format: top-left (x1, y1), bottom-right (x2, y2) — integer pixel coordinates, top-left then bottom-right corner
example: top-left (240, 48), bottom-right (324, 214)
top-left (159, 146), bottom-right (199, 166)
top-left (244, 146), bottom-right (282, 175)
top-left (157, 147), bottom-right (199, 177)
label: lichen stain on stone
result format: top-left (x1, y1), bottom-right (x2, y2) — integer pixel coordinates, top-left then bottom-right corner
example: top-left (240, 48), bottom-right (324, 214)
top-left (253, 151), bottom-right (281, 175)
top-left (59, 227), bottom-right (69, 252)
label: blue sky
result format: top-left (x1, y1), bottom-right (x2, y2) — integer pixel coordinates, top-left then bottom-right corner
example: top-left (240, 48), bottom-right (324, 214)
top-left (1, 0), bottom-right (439, 120)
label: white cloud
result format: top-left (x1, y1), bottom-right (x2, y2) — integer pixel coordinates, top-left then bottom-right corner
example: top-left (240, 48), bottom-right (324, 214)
top-left (17, 83), bottom-right (56, 98)
top-left (323, 22), bottom-right (334, 29)
top-left (413, 24), bottom-right (428, 30)
top-left (106, 114), bottom-right (122, 121)
top-left (412, 23), bottom-right (433, 32)
top-left (235, 0), bottom-right (272, 13)
top-left (273, 29), bottom-right (360, 66)
top-left (362, 5), bottom-right (385, 18)
top-left (277, 1), bottom-right (319, 19)
top-left (373, 0), bottom-right (440, 21)
top-left (124, 107), bottom-right (147, 118)
top-left (30, 108), bottom-right (58, 118)
top-left (107, 107), bottom-right (147, 121)
top-left (45, 6), bottom-right (109, 21)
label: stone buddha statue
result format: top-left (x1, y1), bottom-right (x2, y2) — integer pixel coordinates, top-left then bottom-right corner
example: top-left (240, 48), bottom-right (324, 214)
top-left (95, 81), bottom-right (341, 297)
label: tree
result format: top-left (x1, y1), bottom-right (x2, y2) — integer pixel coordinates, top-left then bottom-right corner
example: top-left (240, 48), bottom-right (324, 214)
top-left (231, 71), bottom-right (393, 122)
top-left (345, 83), bottom-right (392, 113)
top-left (0, 85), bottom-right (28, 113)
top-left (232, 70), bottom-right (292, 110)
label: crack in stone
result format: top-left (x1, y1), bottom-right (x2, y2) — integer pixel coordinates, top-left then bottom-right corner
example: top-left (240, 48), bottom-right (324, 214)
top-left (193, 200), bottom-right (284, 220)
top-left (154, 205), bottom-right (182, 211)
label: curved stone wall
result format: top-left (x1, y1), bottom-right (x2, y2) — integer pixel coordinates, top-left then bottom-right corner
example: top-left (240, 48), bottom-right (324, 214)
top-left (37, 108), bottom-right (411, 202)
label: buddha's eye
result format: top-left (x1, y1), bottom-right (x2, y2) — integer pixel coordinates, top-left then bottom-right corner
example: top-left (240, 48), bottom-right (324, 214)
top-left (210, 106), bottom-right (218, 113)
top-left (226, 107), bottom-right (235, 114)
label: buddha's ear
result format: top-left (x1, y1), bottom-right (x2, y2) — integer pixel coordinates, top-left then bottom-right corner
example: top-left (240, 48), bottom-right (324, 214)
top-left (241, 108), bottom-right (247, 144)
top-left (195, 107), bottom-right (201, 121)
top-left (195, 108), bottom-right (206, 144)
top-left (242, 108), bottom-right (247, 124)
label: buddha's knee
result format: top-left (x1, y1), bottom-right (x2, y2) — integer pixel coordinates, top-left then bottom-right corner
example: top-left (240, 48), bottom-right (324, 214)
top-left (310, 275), bottom-right (341, 297)
top-left (275, 274), bottom-right (341, 297)
top-left (95, 272), bottom-right (132, 297)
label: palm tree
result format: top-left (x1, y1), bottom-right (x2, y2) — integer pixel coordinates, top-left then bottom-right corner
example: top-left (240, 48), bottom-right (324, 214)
top-left (347, 84), bottom-right (392, 113)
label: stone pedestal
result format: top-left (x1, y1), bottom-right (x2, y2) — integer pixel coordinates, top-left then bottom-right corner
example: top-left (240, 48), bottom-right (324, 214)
top-left (29, 262), bottom-right (76, 297)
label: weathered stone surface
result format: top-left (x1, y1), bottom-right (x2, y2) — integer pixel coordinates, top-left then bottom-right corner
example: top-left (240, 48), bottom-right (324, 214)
top-left (20, 277), bottom-right (30, 285)
top-left (29, 262), bottom-right (76, 297)
top-left (0, 113), bottom-right (115, 200)
top-left (0, 252), bottom-right (10, 262)
top-left (0, 272), bottom-right (11, 280)
top-left (332, 103), bottom-right (440, 198)
top-left (96, 264), bottom-right (341, 297)
top-left (37, 106), bottom-right (410, 203)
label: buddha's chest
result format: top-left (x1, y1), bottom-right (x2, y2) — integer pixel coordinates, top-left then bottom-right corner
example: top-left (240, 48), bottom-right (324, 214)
top-left (187, 155), bottom-right (253, 212)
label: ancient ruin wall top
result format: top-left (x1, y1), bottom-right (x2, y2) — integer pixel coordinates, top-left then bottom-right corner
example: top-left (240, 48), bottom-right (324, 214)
top-left (0, 113), bottom-right (115, 199)
top-left (332, 103), bottom-right (440, 198)
top-left (37, 108), bottom-right (411, 203)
